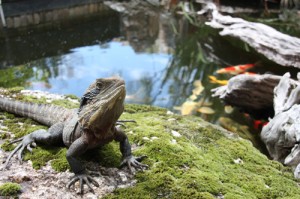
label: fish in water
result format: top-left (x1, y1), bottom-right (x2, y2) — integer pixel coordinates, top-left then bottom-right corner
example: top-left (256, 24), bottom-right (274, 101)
top-left (218, 117), bottom-right (254, 140)
top-left (216, 64), bottom-right (255, 75)
top-left (253, 120), bottom-right (268, 130)
top-left (209, 76), bottom-right (228, 85)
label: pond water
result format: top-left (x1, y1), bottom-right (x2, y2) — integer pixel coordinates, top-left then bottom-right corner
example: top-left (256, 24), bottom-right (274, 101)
top-left (0, 1), bottom-right (300, 152)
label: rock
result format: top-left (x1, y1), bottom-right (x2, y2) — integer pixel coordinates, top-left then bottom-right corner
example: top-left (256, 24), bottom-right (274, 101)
top-left (1, 89), bottom-right (300, 198)
top-left (171, 130), bottom-right (181, 137)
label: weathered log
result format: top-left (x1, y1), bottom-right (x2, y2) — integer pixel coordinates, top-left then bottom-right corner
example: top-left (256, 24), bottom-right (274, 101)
top-left (212, 74), bottom-right (279, 114)
top-left (212, 73), bottom-right (300, 116)
top-left (260, 73), bottom-right (300, 178)
top-left (197, 1), bottom-right (300, 68)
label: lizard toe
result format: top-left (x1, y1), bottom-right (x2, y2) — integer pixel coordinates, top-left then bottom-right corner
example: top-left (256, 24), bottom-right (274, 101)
top-left (67, 172), bottom-right (99, 194)
top-left (120, 155), bottom-right (148, 174)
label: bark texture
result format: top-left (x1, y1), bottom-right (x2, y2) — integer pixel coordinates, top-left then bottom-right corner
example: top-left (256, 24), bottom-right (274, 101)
top-left (212, 74), bottom-right (280, 111)
top-left (198, 1), bottom-right (300, 68)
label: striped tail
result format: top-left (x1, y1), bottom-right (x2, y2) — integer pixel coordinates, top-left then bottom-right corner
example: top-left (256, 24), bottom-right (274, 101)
top-left (0, 97), bottom-right (74, 126)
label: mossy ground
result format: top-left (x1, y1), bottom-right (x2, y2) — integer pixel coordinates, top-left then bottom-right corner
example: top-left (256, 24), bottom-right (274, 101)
top-left (0, 182), bottom-right (21, 196)
top-left (1, 90), bottom-right (300, 198)
top-left (106, 105), bottom-right (300, 199)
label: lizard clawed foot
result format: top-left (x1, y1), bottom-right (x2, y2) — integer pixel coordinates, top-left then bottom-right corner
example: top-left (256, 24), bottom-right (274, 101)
top-left (67, 170), bottom-right (99, 195)
top-left (4, 134), bottom-right (37, 168)
top-left (120, 155), bottom-right (148, 174)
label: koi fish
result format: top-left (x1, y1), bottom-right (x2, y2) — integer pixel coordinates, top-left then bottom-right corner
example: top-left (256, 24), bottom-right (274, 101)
top-left (209, 76), bottom-right (228, 85)
top-left (218, 117), bottom-right (255, 142)
top-left (253, 120), bottom-right (268, 130)
top-left (216, 64), bottom-right (255, 75)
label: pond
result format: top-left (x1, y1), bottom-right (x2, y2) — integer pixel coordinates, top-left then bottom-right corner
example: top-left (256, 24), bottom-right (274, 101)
top-left (0, 0), bottom-right (299, 152)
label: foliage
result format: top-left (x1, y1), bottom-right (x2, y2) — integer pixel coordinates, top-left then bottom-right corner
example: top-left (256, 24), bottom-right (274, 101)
top-left (0, 65), bottom-right (33, 88)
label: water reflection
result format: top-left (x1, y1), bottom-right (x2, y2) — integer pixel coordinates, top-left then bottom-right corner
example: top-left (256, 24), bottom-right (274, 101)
top-left (0, 1), bottom-right (299, 123)
top-left (26, 42), bottom-right (171, 107)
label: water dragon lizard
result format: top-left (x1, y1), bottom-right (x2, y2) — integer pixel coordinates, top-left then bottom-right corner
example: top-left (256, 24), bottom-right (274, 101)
top-left (0, 77), bottom-right (147, 194)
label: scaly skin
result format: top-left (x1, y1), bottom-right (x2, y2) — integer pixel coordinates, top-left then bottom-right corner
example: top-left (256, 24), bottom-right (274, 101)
top-left (2, 77), bottom-right (147, 194)
top-left (0, 98), bottom-right (74, 126)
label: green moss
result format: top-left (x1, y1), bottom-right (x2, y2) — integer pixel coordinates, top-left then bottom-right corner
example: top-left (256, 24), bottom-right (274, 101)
top-left (4, 112), bottom-right (15, 119)
top-left (2, 116), bottom-right (46, 139)
top-left (8, 87), bottom-right (25, 93)
top-left (51, 99), bottom-right (78, 109)
top-left (125, 104), bottom-right (166, 114)
top-left (1, 89), bottom-right (300, 198)
top-left (23, 146), bottom-right (70, 171)
top-left (19, 95), bottom-right (78, 109)
top-left (0, 182), bottom-right (21, 196)
top-left (0, 88), bottom-right (78, 110)
top-left (83, 143), bottom-right (121, 168)
top-left (1, 141), bottom-right (16, 151)
top-left (106, 106), bottom-right (300, 199)
top-left (0, 132), bottom-right (8, 139)
top-left (65, 94), bottom-right (80, 100)
top-left (50, 148), bottom-right (70, 172)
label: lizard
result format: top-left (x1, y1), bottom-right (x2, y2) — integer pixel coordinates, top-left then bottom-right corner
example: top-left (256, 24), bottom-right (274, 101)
top-left (0, 77), bottom-right (147, 194)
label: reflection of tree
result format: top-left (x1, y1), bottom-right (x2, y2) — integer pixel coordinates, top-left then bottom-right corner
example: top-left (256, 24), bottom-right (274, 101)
top-left (125, 75), bottom-right (154, 105)
top-left (121, 12), bottom-right (159, 52)
top-left (28, 56), bottom-right (61, 83)
top-left (0, 55), bottom-right (64, 89)
top-left (163, 23), bottom-right (211, 94)
top-left (0, 65), bottom-right (34, 88)
top-left (161, 20), bottom-right (226, 122)
top-left (119, 1), bottom-right (175, 54)
top-left (139, 76), bottom-right (154, 104)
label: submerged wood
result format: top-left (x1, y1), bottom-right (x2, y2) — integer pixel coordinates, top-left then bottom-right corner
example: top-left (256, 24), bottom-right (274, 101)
top-left (197, 1), bottom-right (300, 68)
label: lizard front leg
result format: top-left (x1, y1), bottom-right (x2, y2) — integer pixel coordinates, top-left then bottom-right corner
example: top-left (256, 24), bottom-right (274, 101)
top-left (114, 127), bottom-right (148, 173)
top-left (66, 136), bottom-right (99, 194)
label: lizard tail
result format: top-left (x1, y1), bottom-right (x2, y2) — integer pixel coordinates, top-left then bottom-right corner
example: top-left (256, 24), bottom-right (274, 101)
top-left (0, 97), bottom-right (73, 126)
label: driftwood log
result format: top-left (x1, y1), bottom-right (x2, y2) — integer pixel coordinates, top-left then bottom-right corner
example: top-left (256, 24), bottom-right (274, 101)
top-left (197, 1), bottom-right (300, 68)
top-left (260, 73), bottom-right (300, 178)
top-left (212, 74), bottom-right (276, 117)
top-left (212, 74), bottom-right (300, 115)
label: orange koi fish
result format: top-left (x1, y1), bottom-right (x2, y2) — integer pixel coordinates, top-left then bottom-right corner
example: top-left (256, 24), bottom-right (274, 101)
top-left (216, 64), bottom-right (255, 75)
top-left (209, 76), bottom-right (228, 85)
top-left (253, 120), bottom-right (268, 130)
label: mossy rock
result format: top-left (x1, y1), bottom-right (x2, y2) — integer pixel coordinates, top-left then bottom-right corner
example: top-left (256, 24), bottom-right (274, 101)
top-left (106, 104), bottom-right (300, 199)
top-left (0, 182), bottom-right (21, 196)
top-left (1, 90), bottom-right (300, 198)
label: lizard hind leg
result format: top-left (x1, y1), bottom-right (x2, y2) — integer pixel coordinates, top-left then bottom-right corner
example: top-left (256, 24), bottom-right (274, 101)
top-left (3, 122), bottom-right (65, 169)
top-left (3, 129), bottom-right (45, 168)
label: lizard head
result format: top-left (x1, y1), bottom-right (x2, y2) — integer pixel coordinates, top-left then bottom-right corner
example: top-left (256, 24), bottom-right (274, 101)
top-left (78, 77), bottom-right (126, 133)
